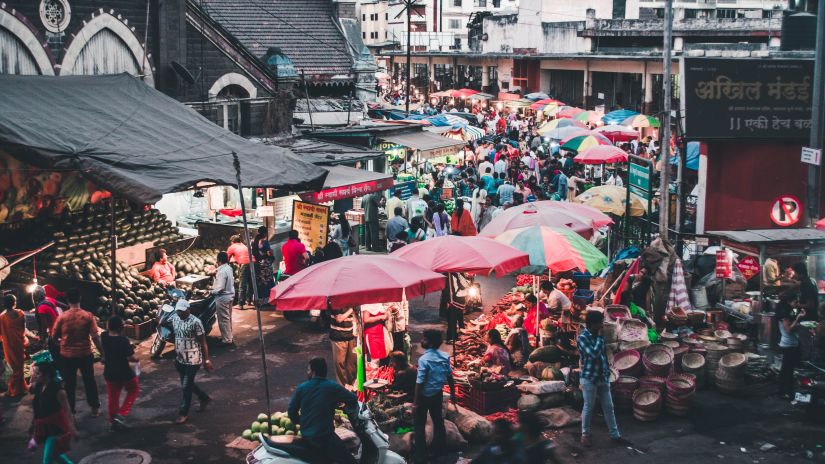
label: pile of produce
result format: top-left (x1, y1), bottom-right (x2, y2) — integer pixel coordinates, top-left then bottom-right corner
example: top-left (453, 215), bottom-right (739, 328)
top-left (242, 411), bottom-right (301, 442)
top-left (453, 330), bottom-right (486, 371)
top-left (173, 248), bottom-right (219, 278)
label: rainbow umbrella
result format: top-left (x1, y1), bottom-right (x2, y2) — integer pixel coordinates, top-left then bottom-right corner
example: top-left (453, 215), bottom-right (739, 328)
top-left (574, 185), bottom-right (647, 217)
top-left (574, 110), bottom-right (605, 125)
top-left (494, 225), bottom-right (608, 274)
top-left (623, 114), bottom-right (660, 128)
top-left (556, 106), bottom-right (585, 119)
top-left (537, 118), bottom-right (587, 134)
top-left (602, 109), bottom-right (639, 125)
top-left (560, 133), bottom-right (612, 153)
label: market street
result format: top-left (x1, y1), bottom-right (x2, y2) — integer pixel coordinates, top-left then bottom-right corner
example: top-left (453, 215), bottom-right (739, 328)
top-left (1, 276), bottom-right (822, 463)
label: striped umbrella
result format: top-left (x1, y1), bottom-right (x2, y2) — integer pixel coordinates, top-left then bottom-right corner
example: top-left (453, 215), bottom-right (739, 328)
top-left (594, 124), bottom-right (639, 142)
top-left (560, 133), bottom-right (612, 153)
top-left (602, 109), bottom-right (640, 125)
top-left (442, 114), bottom-right (469, 127)
top-left (574, 145), bottom-right (629, 165)
top-left (537, 118), bottom-right (587, 134)
top-left (494, 226), bottom-right (608, 274)
top-left (539, 127), bottom-right (590, 140)
top-left (556, 106), bottom-right (585, 119)
top-left (623, 114), bottom-right (660, 128)
top-left (543, 104), bottom-right (566, 117)
top-left (574, 110), bottom-right (605, 125)
top-left (464, 125), bottom-right (485, 140)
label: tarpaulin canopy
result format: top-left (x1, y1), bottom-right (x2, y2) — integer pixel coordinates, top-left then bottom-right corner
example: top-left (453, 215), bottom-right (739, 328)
top-left (381, 131), bottom-right (465, 154)
top-left (0, 74), bottom-right (328, 204)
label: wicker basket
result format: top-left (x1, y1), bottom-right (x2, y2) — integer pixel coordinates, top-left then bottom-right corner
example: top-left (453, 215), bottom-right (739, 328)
top-left (613, 350), bottom-right (642, 377)
top-left (659, 331), bottom-right (679, 342)
top-left (639, 375), bottom-right (668, 394)
top-left (681, 353), bottom-right (706, 388)
top-left (619, 319), bottom-right (649, 343)
top-left (620, 339), bottom-right (651, 352)
top-left (632, 388), bottom-right (663, 421)
top-left (612, 376), bottom-right (640, 410)
top-left (665, 373), bottom-right (696, 417)
top-left (606, 305), bottom-right (632, 323)
top-left (643, 344), bottom-right (674, 376)
top-left (666, 307), bottom-right (688, 326)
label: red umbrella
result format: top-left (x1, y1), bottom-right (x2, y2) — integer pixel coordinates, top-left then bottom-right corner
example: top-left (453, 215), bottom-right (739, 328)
top-left (817, 218), bottom-right (825, 231)
top-left (512, 201), bottom-right (614, 228)
top-left (479, 203), bottom-right (595, 238)
top-left (269, 255), bottom-right (445, 310)
top-left (556, 106), bottom-right (585, 119)
top-left (391, 236), bottom-right (529, 276)
top-left (452, 88), bottom-right (479, 98)
top-left (574, 145), bottom-right (629, 165)
top-left (594, 124), bottom-right (639, 142)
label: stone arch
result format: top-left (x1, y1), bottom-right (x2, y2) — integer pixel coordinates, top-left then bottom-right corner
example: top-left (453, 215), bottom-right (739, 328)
top-left (59, 11), bottom-right (153, 86)
top-left (208, 72), bottom-right (257, 101)
top-left (0, 7), bottom-right (55, 75)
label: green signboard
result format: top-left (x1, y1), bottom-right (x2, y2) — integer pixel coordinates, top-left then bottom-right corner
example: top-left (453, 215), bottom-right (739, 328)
top-left (629, 184), bottom-right (649, 200)
top-left (629, 162), bottom-right (650, 191)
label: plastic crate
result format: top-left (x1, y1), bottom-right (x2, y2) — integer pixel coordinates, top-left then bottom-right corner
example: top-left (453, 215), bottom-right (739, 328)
top-left (572, 289), bottom-right (594, 306)
top-left (572, 272), bottom-right (591, 290)
top-left (466, 385), bottom-right (520, 415)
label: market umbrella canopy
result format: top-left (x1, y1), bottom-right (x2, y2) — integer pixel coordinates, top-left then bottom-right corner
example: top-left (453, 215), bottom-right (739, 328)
top-left (594, 124), bottom-right (640, 142)
top-left (269, 255), bottom-right (446, 310)
top-left (574, 185), bottom-right (647, 217)
top-left (494, 226), bottom-right (608, 274)
top-left (515, 201), bottom-right (614, 228)
top-left (817, 218), bottom-right (825, 231)
top-left (391, 235), bottom-right (529, 276)
top-left (623, 114), bottom-right (660, 128)
top-left (602, 109), bottom-right (640, 125)
top-left (539, 127), bottom-right (590, 141)
top-left (560, 133), bottom-right (612, 153)
top-left (574, 145), bottom-right (629, 165)
top-left (0, 74), bottom-right (327, 204)
top-left (556, 107), bottom-right (586, 119)
top-left (574, 110), bottom-right (605, 125)
top-left (524, 92), bottom-right (550, 101)
top-left (479, 203), bottom-right (595, 238)
top-left (537, 118), bottom-right (587, 135)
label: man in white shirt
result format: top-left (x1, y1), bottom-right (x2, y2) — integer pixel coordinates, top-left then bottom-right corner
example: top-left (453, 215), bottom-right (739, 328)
top-left (494, 156), bottom-right (508, 176)
top-left (211, 251), bottom-right (235, 346)
top-left (478, 157), bottom-right (494, 179)
top-left (386, 189), bottom-right (405, 219)
top-left (406, 190), bottom-right (428, 222)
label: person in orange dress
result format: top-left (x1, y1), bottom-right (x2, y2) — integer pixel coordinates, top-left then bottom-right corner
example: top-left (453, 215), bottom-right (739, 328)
top-left (450, 198), bottom-right (477, 237)
top-left (1, 294), bottom-right (36, 397)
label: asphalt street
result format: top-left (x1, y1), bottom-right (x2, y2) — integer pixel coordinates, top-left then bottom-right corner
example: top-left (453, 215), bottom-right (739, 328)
top-left (1, 275), bottom-right (824, 463)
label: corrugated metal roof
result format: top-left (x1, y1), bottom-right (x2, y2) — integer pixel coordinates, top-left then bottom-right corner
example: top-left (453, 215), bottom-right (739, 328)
top-left (706, 228), bottom-right (825, 245)
top-left (269, 138), bottom-right (384, 165)
top-left (381, 132), bottom-right (465, 152)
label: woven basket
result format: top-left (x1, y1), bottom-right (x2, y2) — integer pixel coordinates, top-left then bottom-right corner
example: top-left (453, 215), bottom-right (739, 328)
top-left (613, 350), bottom-right (642, 377)
top-left (643, 344), bottom-right (674, 376)
top-left (603, 321), bottom-right (619, 344)
top-left (632, 388), bottom-right (663, 421)
top-left (681, 353), bottom-right (706, 371)
top-left (714, 329), bottom-right (732, 339)
top-left (619, 319), bottom-right (649, 343)
top-left (719, 352), bottom-right (747, 369)
top-left (662, 340), bottom-right (681, 349)
top-left (686, 310), bottom-right (706, 326)
top-left (666, 373), bottom-right (697, 396)
top-left (639, 375), bottom-right (668, 394)
top-left (612, 376), bottom-right (640, 410)
top-left (659, 331), bottom-right (679, 341)
top-left (620, 339), bottom-right (651, 352)
top-left (606, 305), bottom-right (632, 323)
top-left (666, 307), bottom-right (688, 326)
top-left (672, 345), bottom-right (689, 370)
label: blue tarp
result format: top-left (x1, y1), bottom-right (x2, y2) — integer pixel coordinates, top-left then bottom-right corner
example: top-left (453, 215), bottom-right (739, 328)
top-left (669, 141), bottom-right (700, 170)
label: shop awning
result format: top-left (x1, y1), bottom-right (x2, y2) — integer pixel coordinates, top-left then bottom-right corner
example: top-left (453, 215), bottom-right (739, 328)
top-left (299, 166), bottom-right (394, 203)
top-left (0, 74), bottom-right (327, 205)
top-left (706, 228), bottom-right (825, 257)
top-left (270, 138), bottom-right (384, 165)
top-left (380, 131), bottom-right (464, 159)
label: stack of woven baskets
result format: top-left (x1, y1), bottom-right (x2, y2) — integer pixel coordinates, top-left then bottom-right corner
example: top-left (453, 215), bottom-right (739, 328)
top-left (665, 307), bottom-right (688, 326)
top-left (643, 344), bottom-right (674, 377)
top-left (715, 352), bottom-right (747, 393)
top-left (613, 349), bottom-right (643, 377)
top-left (612, 376), bottom-right (640, 410)
top-left (681, 352), bottom-right (707, 388)
top-left (704, 343), bottom-right (729, 384)
top-left (665, 373), bottom-right (697, 416)
top-left (632, 388), bottom-right (663, 422)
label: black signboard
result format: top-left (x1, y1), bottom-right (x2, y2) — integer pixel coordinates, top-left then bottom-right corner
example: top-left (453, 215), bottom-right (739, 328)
top-left (683, 58), bottom-right (813, 139)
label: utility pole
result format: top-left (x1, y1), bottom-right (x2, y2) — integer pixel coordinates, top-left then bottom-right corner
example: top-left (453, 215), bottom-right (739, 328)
top-left (807, 0), bottom-right (824, 224)
top-left (405, 0), bottom-right (413, 115)
top-left (658, 0), bottom-right (674, 240)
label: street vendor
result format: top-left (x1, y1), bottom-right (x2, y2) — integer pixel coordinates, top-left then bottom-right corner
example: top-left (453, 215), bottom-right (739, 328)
top-left (150, 249), bottom-right (176, 285)
top-left (389, 351), bottom-right (416, 402)
top-left (482, 329), bottom-right (512, 375)
top-left (539, 281), bottom-right (571, 314)
top-left (361, 304), bottom-right (390, 365)
top-left (523, 294), bottom-right (550, 337)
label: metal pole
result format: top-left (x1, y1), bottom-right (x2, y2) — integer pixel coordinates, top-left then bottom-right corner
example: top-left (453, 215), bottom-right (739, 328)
top-left (110, 198), bottom-right (117, 315)
top-left (347, 89), bottom-right (353, 126)
top-left (232, 152), bottom-right (272, 419)
top-left (405, 0), bottom-right (413, 115)
top-left (302, 70), bottom-right (314, 131)
top-left (658, 0), bottom-right (673, 240)
top-left (807, 1), bottom-right (825, 224)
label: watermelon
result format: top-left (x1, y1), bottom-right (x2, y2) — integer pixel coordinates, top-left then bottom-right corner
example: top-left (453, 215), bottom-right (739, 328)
top-left (251, 421), bottom-right (262, 433)
top-left (257, 413), bottom-right (269, 422)
top-left (242, 429), bottom-right (252, 440)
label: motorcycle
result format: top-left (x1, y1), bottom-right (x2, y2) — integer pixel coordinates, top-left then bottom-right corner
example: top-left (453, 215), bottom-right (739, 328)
top-left (245, 403), bottom-right (405, 464)
top-left (149, 287), bottom-right (217, 359)
top-left (795, 360), bottom-right (825, 423)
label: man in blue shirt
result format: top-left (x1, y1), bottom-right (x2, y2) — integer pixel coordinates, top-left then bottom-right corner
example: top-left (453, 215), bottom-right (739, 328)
top-left (288, 358), bottom-right (358, 464)
top-left (414, 330), bottom-right (455, 463)
top-left (577, 311), bottom-right (628, 447)
top-left (496, 180), bottom-right (516, 207)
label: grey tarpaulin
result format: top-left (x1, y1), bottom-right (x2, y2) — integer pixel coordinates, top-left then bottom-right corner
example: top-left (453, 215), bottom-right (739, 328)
top-left (0, 74), bottom-right (328, 203)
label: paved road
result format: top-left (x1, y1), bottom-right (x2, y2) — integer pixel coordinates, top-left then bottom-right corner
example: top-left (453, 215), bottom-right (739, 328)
top-left (1, 275), bottom-right (823, 463)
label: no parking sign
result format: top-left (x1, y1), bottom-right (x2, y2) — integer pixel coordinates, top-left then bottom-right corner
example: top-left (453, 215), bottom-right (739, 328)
top-left (770, 195), bottom-right (802, 227)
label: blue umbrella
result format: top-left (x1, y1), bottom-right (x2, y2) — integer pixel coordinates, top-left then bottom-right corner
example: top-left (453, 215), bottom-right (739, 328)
top-left (602, 109), bottom-right (640, 125)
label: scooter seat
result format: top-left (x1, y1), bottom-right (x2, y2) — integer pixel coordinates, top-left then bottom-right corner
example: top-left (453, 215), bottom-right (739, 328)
top-left (261, 436), bottom-right (328, 463)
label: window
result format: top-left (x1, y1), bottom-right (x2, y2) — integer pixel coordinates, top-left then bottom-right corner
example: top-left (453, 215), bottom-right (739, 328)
top-left (487, 66), bottom-right (498, 94)
top-left (453, 0), bottom-right (462, 6)
top-left (717, 9), bottom-right (736, 18)
top-left (434, 64), bottom-right (454, 89)
top-left (362, 13), bottom-right (366, 21)
top-left (474, 0), bottom-right (487, 7)
top-left (386, 13), bottom-right (389, 20)
top-left (449, 19), bottom-right (461, 29)
top-left (363, 32), bottom-right (366, 39)
top-left (454, 37), bottom-right (462, 49)
top-left (385, 31), bottom-right (388, 38)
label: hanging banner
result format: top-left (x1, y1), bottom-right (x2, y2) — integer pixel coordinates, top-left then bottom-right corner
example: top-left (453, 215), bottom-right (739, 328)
top-left (715, 249), bottom-right (732, 279)
top-left (291, 200), bottom-right (330, 252)
top-left (736, 256), bottom-right (761, 281)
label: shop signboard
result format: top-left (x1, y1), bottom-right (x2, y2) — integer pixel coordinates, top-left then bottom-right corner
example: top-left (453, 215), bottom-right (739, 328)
top-left (683, 58), bottom-right (813, 139)
top-left (300, 177), bottom-right (395, 204)
top-left (715, 249), bottom-right (732, 279)
top-left (388, 180), bottom-right (417, 201)
top-left (801, 147), bottom-right (821, 166)
top-left (770, 194), bottom-right (802, 227)
top-left (736, 256), bottom-right (761, 281)
top-left (291, 201), bottom-right (330, 252)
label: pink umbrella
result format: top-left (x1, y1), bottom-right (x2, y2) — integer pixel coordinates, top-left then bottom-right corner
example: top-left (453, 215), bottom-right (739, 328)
top-left (594, 124), bottom-right (639, 142)
top-left (480, 203), bottom-right (595, 238)
top-left (391, 236), bottom-right (529, 276)
top-left (270, 255), bottom-right (445, 310)
top-left (574, 145), bottom-right (629, 165)
top-left (511, 201), bottom-right (614, 228)
top-left (556, 107), bottom-right (585, 119)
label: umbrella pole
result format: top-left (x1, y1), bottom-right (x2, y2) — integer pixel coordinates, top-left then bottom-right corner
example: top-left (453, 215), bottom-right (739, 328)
top-left (449, 272), bottom-right (456, 364)
top-left (233, 153), bottom-right (272, 419)
top-left (356, 305), bottom-right (366, 393)
top-left (534, 275), bottom-right (540, 348)
top-left (110, 197), bottom-right (117, 315)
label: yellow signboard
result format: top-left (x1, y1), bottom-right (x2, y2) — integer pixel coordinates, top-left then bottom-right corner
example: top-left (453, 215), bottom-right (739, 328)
top-left (291, 200), bottom-right (330, 252)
